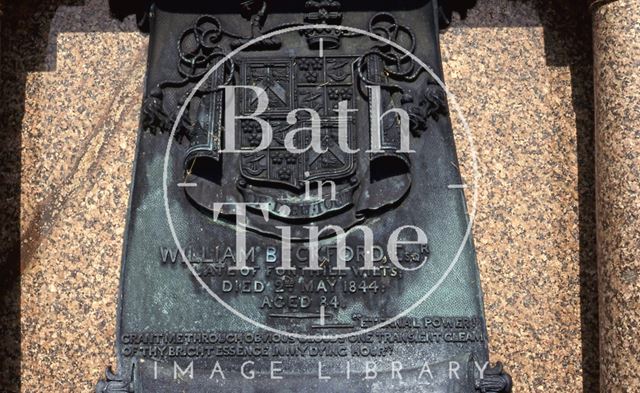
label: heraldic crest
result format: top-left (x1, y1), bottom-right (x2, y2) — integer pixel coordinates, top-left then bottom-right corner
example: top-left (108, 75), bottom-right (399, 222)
top-left (141, 2), bottom-right (448, 238)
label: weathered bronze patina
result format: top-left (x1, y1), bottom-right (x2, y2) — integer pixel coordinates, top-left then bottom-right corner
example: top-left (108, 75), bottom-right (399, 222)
top-left (98, 1), bottom-right (511, 391)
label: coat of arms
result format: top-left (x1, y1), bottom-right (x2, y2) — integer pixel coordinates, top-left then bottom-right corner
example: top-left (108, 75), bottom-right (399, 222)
top-left (140, 7), bottom-right (448, 237)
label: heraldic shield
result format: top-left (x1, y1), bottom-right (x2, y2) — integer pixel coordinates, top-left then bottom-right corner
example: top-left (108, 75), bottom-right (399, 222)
top-left (142, 11), bottom-right (448, 238)
top-left (238, 57), bottom-right (357, 190)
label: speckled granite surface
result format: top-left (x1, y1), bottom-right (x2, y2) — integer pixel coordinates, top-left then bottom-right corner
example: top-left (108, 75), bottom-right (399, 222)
top-left (0, 1), bottom-right (143, 391)
top-left (443, 2), bottom-right (597, 391)
top-left (17, 31), bottom-right (146, 392)
top-left (0, 0), bottom-right (606, 392)
top-left (592, 1), bottom-right (640, 391)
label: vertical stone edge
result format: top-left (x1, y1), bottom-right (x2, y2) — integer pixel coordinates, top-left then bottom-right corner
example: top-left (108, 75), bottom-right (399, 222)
top-left (591, 1), bottom-right (640, 392)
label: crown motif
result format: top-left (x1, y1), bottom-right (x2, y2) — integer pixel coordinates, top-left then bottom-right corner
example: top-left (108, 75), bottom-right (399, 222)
top-left (303, 0), bottom-right (343, 49)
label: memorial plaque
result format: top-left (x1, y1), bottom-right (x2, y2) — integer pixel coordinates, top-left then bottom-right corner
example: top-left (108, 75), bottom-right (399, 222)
top-left (98, 1), bottom-right (512, 391)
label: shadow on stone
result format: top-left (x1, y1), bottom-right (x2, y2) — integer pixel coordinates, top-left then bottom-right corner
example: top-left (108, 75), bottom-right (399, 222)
top-left (0, 1), bottom-right (136, 391)
top-left (444, 0), bottom-right (598, 390)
